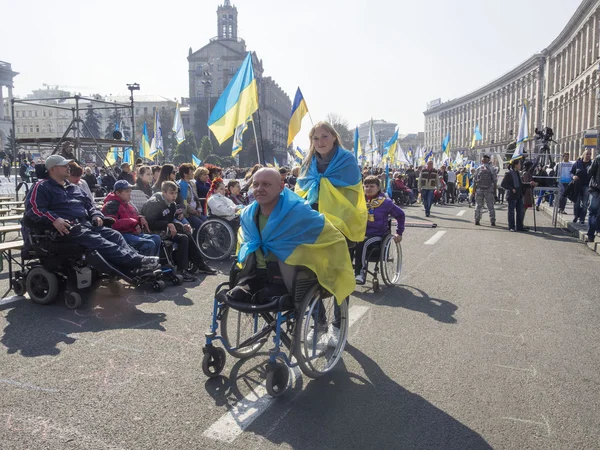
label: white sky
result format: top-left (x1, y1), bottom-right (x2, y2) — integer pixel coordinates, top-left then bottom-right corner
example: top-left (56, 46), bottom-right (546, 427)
top-left (3, 0), bottom-right (583, 145)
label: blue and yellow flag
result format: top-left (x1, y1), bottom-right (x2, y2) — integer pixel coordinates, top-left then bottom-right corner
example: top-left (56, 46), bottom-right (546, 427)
top-left (296, 147), bottom-right (367, 243)
top-left (354, 126), bottom-right (364, 167)
top-left (441, 132), bottom-right (451, 159)
top-left (295, 147), bottom-right (305, 164)
top-left (140, 121), bottom-right (151, 159)
top-left (471, 125), bottom-right (482, 149)
top-left (238, 188), bottom-right (355, 303)
top-left (105, 147), bottom-right (118, 166)
top-left (192, 154), bottom-right (202, 167)
top-left (287, 88), bottom-right (309, 146)
top-left (208, 52), bottom-right (259, 145)
top-left (383, 129), bottom-right (399, 166)
top-left (424, 149), bottom-right (434, 163)
top-left (232, 116), bottom-right (251, 157)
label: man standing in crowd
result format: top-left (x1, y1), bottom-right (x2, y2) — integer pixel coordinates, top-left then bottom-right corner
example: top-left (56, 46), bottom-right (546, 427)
top-left (587, 151), bottom-right (600, 243)
top-left (418, 160), bottom-right (439, 218)
top-left (556, 153), bottom-right (572, 215)
top-left (570, 149), bottom-right (592, 224)
top-left (446, 166), bottom-right (456, 203)
top-left (474, 154), bottom-right (497, 226)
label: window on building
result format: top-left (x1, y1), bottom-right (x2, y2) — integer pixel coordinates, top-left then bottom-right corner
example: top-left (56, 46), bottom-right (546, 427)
top-left (229, 63), bottom-right (234, 73)
top-left (43, 110), bottom-right (46, 117)
top-left (36, 125), bottom-right (40, 133)
top-left (17, 127), bottom-right (21, 133)
top-left (29, 126), bottom-right (33, 133)
top-left (217, 63), bottom-right (222, 72)
top-left (34, 111), bottom-right (38, 117)
top-left (49, 111), bottom-right (52, 117)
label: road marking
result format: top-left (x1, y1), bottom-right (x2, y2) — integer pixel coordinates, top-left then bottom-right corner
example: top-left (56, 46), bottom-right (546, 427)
top-left (0, 378), bottom-right (59, 393)
top-left (494, 364), bottom-right (537, 377)
top-left (424, 230), bottom-right (446, 245)
top-left (0, 295), bottom-right (25, 307)
top-left (490, 308), bottom-right (520, 315)
top-left (500, 415), bottom-right (551, 436)
top-left (457, 209), bottom-right (466, 216)
top-left (203, 304), bottom-right (370, 443)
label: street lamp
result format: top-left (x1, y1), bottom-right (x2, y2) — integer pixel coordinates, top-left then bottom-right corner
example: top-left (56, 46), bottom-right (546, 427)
top-left (127, 83), bottom-right (140, 157)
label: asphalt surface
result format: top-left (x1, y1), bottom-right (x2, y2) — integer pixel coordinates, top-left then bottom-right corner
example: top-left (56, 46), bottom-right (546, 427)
top-left (1, 201), bottom-right (599, 450)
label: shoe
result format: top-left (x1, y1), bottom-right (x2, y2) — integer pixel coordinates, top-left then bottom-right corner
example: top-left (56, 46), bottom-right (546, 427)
top-left (355, 273), bottom-right (366, 285)
top-left (181, 270), bottom-right (197, 282)
top-left (130, 266), bottom-right (159, 278)
top-left (197, 263), bottom-right (217, 274)
top-left (475, 220), bottom-right (480, 225)
top-left (491, 220), bottom-right (496, 226)
top-left (327, 325), bottom-right (341, 348)
top-left (580, 220), bottom-right (585, 225)
top-left (585, 235), bottom-right (595, 243)
top-left (509, 228), bottom-right (516, 232)
top-left (426, 213), bottom-right (430, 217)
top-left (536, 205), bottom-right (540, 211)
top-left (306, 323), bottom-right (328, 344)
top-left (141, 256), bottom-right (160, 269)
top-left (573, 217), bottom-right (578, 223)
top-left (559, 210), bottom-right (565, 214)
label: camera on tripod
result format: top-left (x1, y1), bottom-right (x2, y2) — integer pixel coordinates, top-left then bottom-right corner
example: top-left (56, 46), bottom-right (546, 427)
top-left (534, 127), bottom-right (555, 144)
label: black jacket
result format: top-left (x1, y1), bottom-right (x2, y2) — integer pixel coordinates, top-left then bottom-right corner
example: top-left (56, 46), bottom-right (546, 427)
top-left (118, 171), bottom-right (135, 185)
top-left (134, 178), bottom-right (153, 197)
top-left (589, 156), bottom-right (600, 193)
top-left (141, 193), bottom-right (177, 233)
top-left (500, 169), bottom-right (524, 201)
top-left (570, 158), bottom-right (592, 185)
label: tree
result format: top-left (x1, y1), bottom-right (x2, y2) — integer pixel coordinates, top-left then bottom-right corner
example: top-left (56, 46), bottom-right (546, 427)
top-left (326, 113), bottom-right (353, 149)
top-left (199, 135), bottom-right (213, 161)
top-left (82, 105), bottom-right (102, 139)
top-left (173, 130), bottom-right (198, 165)
top-left (105, 108), bottom-right (131, 140)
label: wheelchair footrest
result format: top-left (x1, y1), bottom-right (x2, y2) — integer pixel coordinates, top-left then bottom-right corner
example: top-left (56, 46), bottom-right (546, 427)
top-left (224, 295), bottom-right (294, 313)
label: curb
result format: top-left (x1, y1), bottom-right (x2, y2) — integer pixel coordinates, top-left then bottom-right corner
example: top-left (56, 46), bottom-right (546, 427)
top-left (538, 204), bottom-right (600, 255)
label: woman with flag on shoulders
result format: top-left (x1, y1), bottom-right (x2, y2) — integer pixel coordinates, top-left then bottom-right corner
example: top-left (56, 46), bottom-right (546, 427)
top-left (295, 121), bottom-right (367, 347)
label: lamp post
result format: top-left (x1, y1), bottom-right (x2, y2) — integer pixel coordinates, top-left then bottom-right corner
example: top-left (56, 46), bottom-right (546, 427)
top-left (127, 83), bottom-right (140, 157)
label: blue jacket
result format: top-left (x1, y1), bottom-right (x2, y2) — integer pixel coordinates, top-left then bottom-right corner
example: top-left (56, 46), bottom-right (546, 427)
top-left (25, 178), bottom-right (104, 226)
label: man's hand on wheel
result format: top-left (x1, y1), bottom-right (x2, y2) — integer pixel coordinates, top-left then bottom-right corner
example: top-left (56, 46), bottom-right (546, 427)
top-left (393, 234), bottom-right (402, 243)
top-left (53, 218), bottom-right (71, 235)
top-left (167, 223), bottom-right (177, 238)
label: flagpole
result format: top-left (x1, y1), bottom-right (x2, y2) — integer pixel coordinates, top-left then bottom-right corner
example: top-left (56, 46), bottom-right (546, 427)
top-left (307, 111), bottom-right (314, 126)
top-left (251, 113), bottom-right (261, 165)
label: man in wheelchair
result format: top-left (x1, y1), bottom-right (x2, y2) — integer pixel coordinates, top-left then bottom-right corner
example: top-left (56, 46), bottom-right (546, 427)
top-left (355, 175), bottom-right (405, 285)
top-left (142, 180), bottom-right (216, 281)
top-left (25, 155), bottom-right (161, 278)
top-left (221, 168), bottom-right (354, 328)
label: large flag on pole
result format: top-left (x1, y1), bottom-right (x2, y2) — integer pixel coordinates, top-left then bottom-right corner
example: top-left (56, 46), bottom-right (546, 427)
top-left (397, 143), bottom-right (410, 165)
top-left (287, 88), bottom-right (309, 146)
top-left (441, 132), bottom-right (451, 160)
top-left (151, 109), bottom-right (163, 159)
top-left (471, 125), bottom-right (482, 149)
top-left (232, 116), bottom-right (251, 157)
top-left (512, 101), bottom-right (529, 161)
top-left (173, 102), bottom-right (186, 144)
top-left (295, 146), bottom-right (305, 164)
top-left (140, 121), bottom-right (151, 159)
top-left (208, 52), bottom-right (259, 144)
top-left (383, 129), bottom-right (399, 166)
top-left (353, 126), bottom-right (363, 165)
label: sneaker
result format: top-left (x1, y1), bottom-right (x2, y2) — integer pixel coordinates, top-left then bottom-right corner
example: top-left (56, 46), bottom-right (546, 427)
top-left (490, 220), bottom-right (496, 227)
top-left (536, 205), bottom-right (540, 211)
top-left (327, 326), bottom-right (341, 348)
top-left (355, 273), bottom-right (366, 285)
top-left (306, 324), bottom-right (328, 344)
top-left (573, 217), bottom-right (578, 223)
top-left (580, 220), bottom-right (585, 225)
top-left (181, 270), bottom-right (197, 282)
top-left (197, 263), bottom-right (217, 274)
top-left (585, 235), bottom-right (595, 243)
top-left (509, 228), bottom-right (516, 232)
top-left (141, 256), bottom-right (160, 270)
top-left (475, 220), bottom-right (480, 226)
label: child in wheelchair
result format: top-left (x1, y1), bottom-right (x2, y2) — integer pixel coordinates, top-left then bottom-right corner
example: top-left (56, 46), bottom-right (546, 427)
top-left (355, 175), bottom-right (405, 285)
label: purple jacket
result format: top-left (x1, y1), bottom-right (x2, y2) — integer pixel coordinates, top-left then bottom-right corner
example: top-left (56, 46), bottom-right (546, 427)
top-left (366, 193), bottom-right (405, 237)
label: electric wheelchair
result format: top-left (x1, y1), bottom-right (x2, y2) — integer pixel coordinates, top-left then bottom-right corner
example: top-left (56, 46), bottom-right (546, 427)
top-left (202, 258), bottom-right (349, 397)
top-left (13, 217), bottom-right (167, 309)
top-left (357, 225), bottom-right (403, 293)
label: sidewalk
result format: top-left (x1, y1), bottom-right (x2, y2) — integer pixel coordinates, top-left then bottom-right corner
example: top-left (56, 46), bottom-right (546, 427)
top-left (537, 200), bottom-right (600, 255)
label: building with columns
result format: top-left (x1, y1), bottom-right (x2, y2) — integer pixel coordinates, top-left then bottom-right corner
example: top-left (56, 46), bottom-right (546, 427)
top-left (424, 0), bottom-right (600, 161)
top-left (0, 61), bottom-right (18, 153)
top-left (187, 0), bottom-right (291, 165)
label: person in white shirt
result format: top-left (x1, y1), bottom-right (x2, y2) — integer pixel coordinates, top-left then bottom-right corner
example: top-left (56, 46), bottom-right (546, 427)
top-left (446, 168), bottom-right (457, 203)
top-left (207, 179), bottom-right (243, 221)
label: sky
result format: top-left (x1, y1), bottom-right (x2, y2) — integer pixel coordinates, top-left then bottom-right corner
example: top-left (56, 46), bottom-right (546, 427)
top-left (2, 0), bottom-right (584, 146)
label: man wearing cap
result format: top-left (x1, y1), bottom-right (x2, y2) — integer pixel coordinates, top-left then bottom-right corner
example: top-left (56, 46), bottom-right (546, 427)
top-left (474, 154), bottom-right (497, 226)
top-left (25, 155), bottom-right (160, 276)
top-left (118, 162), bottom-right (135, 185)
top-left (102, 180), bottom-right (162, 257)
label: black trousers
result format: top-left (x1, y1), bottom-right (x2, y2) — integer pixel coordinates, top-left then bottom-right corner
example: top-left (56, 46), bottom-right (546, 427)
top-left (172, 233), bottom-right (205, 271)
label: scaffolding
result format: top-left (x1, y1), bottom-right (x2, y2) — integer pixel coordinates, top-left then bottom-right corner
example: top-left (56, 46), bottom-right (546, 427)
top-left (10, 93), bottom-right (137, 198)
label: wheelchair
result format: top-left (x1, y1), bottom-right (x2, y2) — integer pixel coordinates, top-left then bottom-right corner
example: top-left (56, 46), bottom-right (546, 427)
top-left (14, 219), bottom-right (167, 309)
top-left (359, 232), bottom-right (403, 293)
top-left (195, 216), bottom-right (238, 261)
top-left (202, 262), bottom-right (349, 397)
top-left (392, 189), bottom-right (411, 206)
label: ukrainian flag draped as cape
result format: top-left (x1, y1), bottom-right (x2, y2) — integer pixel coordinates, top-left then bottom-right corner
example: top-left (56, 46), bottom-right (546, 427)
top-left (295, 147), bottom-right (367, 243)
top-left (238, 188), bottom-right (355, 304)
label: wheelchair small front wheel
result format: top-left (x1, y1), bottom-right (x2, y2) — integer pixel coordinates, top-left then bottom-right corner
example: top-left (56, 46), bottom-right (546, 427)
top-left (266, 362), bottom-right (289, 397)
top-left (172, 274), bottom-right (184, 285)
top-left (12, 279), bottom-right (26, 296)
top-left (64, 291), bottom-right (83, 309)
top-left (152, 280), bottom-right (166, 292)
top-left (202, 346), bottom-right (226, 378)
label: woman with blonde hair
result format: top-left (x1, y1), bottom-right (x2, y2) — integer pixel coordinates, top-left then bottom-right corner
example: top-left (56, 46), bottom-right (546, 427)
top-left (295, 121), bottom-right (367, 347)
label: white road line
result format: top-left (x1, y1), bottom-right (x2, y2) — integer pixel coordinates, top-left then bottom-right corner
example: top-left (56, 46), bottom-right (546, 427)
top-left (0, 295), bottom-right (25, 307)
top-left (457, 209), bottom-right (466, 216)
top-left (424, 230), bottom-right (446, 245)
top-left (203, 304), bottom-right (370, 443)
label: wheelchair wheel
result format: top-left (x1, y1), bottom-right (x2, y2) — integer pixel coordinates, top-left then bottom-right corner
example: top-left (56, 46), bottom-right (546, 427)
top-left (12, 279), bottom-right (26, 296)
top-left (380, 235), bottom-right (402, 286)
top-left (266, 362), bottom-right (289, 397)
top-left (64, 291), bottom-right (83, 309)
top-left (26, 267), bottom-right (59, 305)
top-left (152, 280), bottom-right (166, 292)
top-left (294, 285), bottom-right (348, 378)
top-left (221, 306), bottom-right (270, 359)
top-left (202, 346), bottom-right (226, 378)
top-left (196, 218), bottom-right (236, 261)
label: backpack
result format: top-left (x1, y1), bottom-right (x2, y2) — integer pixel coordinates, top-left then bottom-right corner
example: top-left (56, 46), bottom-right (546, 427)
top-left (477, 166), bottom-right (493, 190)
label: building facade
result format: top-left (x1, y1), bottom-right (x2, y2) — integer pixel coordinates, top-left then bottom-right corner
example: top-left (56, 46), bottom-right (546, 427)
top-left (0, 61), bottom-right (18, 152)
top-left (424, 0), bottom-right (600, 161)
top-left (357, 119), bottom-right (398, 149)
top-left (187, 0), bottom-right (291, 163)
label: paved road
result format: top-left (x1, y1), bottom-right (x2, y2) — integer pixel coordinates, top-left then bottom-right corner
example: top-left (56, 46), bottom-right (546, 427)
top-left (0, 201), bottom-right (599, 450)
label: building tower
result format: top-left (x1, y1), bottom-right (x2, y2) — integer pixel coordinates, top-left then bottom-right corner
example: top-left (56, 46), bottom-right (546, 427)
top-left (217, 1), bottom-right (238, 40)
